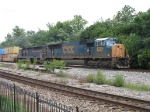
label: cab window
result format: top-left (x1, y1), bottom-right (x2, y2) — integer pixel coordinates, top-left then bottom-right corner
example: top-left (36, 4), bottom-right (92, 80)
top-left (96, 40), bottom-right (105, 46)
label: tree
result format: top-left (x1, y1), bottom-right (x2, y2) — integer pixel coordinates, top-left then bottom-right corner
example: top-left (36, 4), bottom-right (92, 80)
top-left (70, 15), bottom-right (88, 34)
top-left (114, 5), bottom-right (136, 23)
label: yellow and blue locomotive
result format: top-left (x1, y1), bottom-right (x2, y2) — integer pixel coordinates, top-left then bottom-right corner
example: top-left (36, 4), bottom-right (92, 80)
top-left (17, 37), bottom-right (129, 68)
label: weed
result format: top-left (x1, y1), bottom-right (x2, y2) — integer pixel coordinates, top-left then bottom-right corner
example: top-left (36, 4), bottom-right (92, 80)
top-left (56, 71), bottom-right (68, 78)
top-left (17, 60), bottom-right (23, 69)
top-left (0, 63), bottom-right (5, 67)
top-left (44, 59), bottom-right (66, 73)
top-left (125, 83), bottom-right (150, 91)
top-left (87, 73), bottom-right (95, 83)
top-left (24, 59), bottom-right (31, 70)
top-left (95, 71), bottom-right (106, 84)
top-left (113, 74), bottom-right (125, 87)
top-left (33, 58), bottom-right (37, 69)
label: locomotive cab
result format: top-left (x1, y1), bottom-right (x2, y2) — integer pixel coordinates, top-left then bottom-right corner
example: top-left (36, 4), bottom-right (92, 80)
top-left (94, 38), bottom-right (129, 68)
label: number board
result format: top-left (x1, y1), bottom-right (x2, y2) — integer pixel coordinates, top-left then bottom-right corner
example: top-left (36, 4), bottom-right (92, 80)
top-left (97, 47), bottom-right (104, 52)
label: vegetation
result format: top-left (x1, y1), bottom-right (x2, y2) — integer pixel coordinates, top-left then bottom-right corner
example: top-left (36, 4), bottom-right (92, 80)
top-left (33, 58), bottom-right (37, 69)
top-left (0, 63), bottom-right (5, 67)
top-left (1, 5), bottom-right (150, 69)
top-left (87, 71), bottom-right (106, 84)
top-left (44, 59), bottom-right (66, 73)
top-left (113, 74), bottom-right (125, 87)
top-left (86, 71), bottom-right (150, 91)
top-left (0, 95), bottom-right (27, 112)
top-left (125, 83), bottom-right (150, 91)
top-left (24, 59), bottom-right (31, 70)
top-left (17, 60), bottom-right (23, 69)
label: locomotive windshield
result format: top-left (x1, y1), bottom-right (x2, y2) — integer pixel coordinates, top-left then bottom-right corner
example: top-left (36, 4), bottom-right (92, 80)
top-left (106, 38), bottom-right (119, 46)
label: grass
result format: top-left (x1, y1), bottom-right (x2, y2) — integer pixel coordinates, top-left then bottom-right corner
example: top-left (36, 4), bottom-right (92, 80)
top-left (0, 63), bottom-right (5, 67)
top-left (36, 74), bottom-right (41, 76)
top-left (113, 74), bottom-right (125, 87)
top-left (0, 95), bottom-right (27, 112)
top-left (55, 71), bottom-right (68, 78)
top-left (125, 83), bottom-right (150, 91)
top-left (95, 71), bottom-right (106, 84)
top-left (87, 73), bottom-right (95, 83)
top-left (86, 71), bottom-right (150, 91)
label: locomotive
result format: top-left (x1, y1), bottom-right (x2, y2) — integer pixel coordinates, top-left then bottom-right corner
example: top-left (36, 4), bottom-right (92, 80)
top-left (17, 37), bottom-right (130, 68)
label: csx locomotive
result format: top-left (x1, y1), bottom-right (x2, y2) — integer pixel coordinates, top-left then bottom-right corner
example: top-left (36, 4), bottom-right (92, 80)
top-left (16, 37), bottom-right (129, 68)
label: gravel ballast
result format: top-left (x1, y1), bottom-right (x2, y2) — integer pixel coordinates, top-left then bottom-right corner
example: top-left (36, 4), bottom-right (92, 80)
top-left (0, 63), bottom-right (150, 112)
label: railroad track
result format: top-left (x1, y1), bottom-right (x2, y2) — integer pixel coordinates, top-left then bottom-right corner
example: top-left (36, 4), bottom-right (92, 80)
top-left (66, 65), bottom-right (150, 73)
top-left (0, 69), bottom-right (150, 112)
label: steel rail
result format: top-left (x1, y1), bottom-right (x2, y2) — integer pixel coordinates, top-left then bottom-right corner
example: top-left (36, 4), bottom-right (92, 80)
top-left (0, 69), bottom-right (150, 112)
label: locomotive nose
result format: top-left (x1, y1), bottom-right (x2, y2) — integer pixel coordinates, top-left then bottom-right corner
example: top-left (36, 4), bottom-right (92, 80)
top-left (112, 44), bottom-right (125, 57)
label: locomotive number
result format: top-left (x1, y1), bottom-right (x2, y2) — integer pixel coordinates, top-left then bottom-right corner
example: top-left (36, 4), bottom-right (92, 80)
top-left (97, 47), bottom-right (103, 52)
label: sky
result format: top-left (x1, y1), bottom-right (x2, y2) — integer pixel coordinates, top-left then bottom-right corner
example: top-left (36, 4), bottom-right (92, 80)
top-left (0, 0), bottom-right (150, 43)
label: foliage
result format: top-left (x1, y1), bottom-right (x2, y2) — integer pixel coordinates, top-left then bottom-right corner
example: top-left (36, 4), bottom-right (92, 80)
top-left (0, 63), bottom-right (5, 67)
top-left (24, 59), bottom-right (31, 70)
top-left (95, 71), bottom-right (106, 84)
top-left (138, 50), bottom-right (150, 69)
top-left (0, 95), bottom-right (27, 112)
top-left (114, 5), bottom-right (136, 23)
top-left (56, 70), bottom-right (68, 78)
top-left (119, 34), bottom-right (142, 68)
top-left (33, 58), bottom-right (37, 69)
top-left (87, 73), bottom-right (95, 83)
top-left (86, 72), bottom-right (150, 91)
top-left (87, 71), bottom-right (106, 84)
top-left (44, 59), bottom-right (66, 73)
top-left (17, 60), bottom-right (23, 69)
top-left (125, 83), bottom-right (150, 91)
top-left (43, 61), bottom-right (50, 71)
top-left (113, 74), bottom-right (125, 87)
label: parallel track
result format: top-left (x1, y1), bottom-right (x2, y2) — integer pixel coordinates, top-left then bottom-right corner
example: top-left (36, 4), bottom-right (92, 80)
top-left (0, 69), bottom-right (150, 112)
top-left (66, 65), bottom-right (150, 73)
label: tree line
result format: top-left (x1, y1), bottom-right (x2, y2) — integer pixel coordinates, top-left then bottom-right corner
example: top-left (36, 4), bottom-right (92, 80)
top-left (0, 5), bottom-right (150, 69)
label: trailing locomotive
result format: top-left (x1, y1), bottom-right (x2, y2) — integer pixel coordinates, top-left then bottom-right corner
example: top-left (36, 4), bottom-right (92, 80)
top-left (17, 37), bottom-right (129, 68)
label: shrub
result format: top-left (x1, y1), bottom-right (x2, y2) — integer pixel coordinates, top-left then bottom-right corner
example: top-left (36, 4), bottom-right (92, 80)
top-left (24, 59), bottom-right (31, 70)
top-left (95, 71), bottom-right (106, 84)
top-left (33, 58), bottom-right (37, 69)
top-left (44, 59), bottom-right (66, 73)
top-left (138, 50), bottom-right (150, 69)
top-left (0, 63), bottom-right (5, 67)
top-left (17, 60), bottom-right (23, 69)
top-left (113, 74), bottom-right (125, 87)
top-left (87, 73), bottom-right (95, 83)
top-left (125, 83), bottom-right (150, 91)
top-left (43, 61), bottom-right (50, 71)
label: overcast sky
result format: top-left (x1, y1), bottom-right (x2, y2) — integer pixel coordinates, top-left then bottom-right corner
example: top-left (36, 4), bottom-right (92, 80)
top-left (1, 0), bottom-right (150, 43)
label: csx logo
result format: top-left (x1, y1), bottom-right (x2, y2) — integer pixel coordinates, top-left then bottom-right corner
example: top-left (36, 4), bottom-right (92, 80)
top-left (97, 47), bottom-right (104, 52)
top-left (63, 46), bottom-right (74, 54)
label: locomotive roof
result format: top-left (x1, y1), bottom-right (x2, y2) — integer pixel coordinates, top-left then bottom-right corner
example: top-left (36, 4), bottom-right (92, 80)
top-left (95, 37), bottom-right (117, 41)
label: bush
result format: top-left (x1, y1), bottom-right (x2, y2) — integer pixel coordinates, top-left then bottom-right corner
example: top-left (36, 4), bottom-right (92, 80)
top-left (33, 58), bottom-right (37, 69)
top-left (125, 83), bottom-right (150, 91)
top-left (44, 59), bottom-right (66, 73)
top-left (17, 60), bottom-right (23, 69)
top-left (24, 59), bottom-right (31, 70)
top-left (113, 74), bottom-right (125, 87)
top-left (95, 71), bottom-right (106, 84)
top-left (87, 74), bottom-right (95, 83)
top-left (138, 50), bottom-right (150, 69)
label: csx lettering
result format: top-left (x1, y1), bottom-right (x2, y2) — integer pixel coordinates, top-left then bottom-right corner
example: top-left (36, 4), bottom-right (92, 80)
top-left (97, 47), bottom-right (103, 52)
top-left (63, 46), bottom-right (74, 54)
